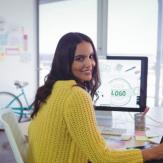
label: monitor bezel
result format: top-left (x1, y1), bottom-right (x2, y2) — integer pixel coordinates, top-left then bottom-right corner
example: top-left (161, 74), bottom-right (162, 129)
top-left (95, 56), bottom-right (148, 112)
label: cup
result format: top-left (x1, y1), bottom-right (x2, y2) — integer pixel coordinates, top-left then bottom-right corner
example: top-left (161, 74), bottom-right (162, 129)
top-left (134, 113), bottom-right (146, 131)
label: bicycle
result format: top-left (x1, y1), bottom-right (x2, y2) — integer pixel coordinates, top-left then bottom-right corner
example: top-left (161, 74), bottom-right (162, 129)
top-left (0, 81), bottom-right (33, 122)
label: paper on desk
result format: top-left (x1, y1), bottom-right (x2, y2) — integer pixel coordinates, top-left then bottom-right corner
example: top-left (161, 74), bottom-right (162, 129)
top-left (135, 135), bottom-right (162, 143)
top-left (135, 130), bottom-right (148, 141)
top-left (148, 136), bottom-right (162, 144)
top-left (121, 135), bottom-right (132, 141)
top-left (105, 138), bottom-right (126, 149)
top-left (135, 136), bottom-right (149, 141)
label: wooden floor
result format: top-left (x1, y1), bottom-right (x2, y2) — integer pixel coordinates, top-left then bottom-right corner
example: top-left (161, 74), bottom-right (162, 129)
top-left (0, 130), bottom-right (16, 163)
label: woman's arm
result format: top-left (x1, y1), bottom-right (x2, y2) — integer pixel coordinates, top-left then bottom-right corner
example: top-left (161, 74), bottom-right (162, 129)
top-left (142, 143), bottom-right (163, 161)
top-left (64, 87), bottom-right (143, 163)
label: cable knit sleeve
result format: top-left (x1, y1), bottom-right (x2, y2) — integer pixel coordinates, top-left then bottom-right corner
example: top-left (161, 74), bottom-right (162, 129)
top-left (63, 86), bottom-right (143, 163)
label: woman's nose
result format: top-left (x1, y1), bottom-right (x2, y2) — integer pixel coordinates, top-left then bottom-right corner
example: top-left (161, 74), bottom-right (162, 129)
top-left (84, 58), bottom-right (92, 67)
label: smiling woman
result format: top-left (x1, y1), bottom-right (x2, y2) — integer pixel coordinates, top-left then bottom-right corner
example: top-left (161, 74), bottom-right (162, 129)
top-left (27, 32), bottom-right (163, 163)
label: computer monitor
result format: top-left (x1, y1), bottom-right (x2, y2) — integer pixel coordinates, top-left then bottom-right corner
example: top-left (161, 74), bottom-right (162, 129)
top-left (95, 56), bottom-right (148, 112)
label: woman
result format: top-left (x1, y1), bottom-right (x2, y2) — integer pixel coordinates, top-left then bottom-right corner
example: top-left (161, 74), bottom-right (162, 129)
top-left (27, 32), bottom-right (163, 163)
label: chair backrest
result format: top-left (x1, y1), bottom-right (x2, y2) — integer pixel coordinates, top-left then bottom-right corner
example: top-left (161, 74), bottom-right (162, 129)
top-left (0, 109), bottom-right (28, 163)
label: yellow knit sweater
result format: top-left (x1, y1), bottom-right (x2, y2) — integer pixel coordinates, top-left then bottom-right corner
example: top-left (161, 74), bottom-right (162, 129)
top-left (27, 80), bottom-right (143, 163)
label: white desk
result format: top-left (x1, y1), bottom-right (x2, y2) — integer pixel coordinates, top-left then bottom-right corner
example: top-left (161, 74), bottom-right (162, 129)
top-left (19, 107), bottom-right (163, 149)
top-left (96, 107), bottom-right (163, 149)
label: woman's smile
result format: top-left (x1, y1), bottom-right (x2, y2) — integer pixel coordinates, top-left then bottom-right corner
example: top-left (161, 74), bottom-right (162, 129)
top-left (71, 41), bottom-right (95, 82)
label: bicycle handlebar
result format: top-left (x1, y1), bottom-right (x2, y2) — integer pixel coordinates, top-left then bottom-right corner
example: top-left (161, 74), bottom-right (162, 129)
top-left (14, 81), bottom-right (29, 89)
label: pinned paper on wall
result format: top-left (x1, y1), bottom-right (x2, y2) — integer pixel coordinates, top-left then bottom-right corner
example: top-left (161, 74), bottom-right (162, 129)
top-left (0, 53), bottom-right (5, 61)
top-left (0, 16), bottom-right (29, 58)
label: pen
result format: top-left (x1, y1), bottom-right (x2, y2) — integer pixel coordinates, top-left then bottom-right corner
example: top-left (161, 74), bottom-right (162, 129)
top-left (125, 66), bottom-right (136, 72)
top-left (141, 107), bottom-right (150, 117)
top-left (127, 145), bottom-right (146, 149)
top-left (147, 136), bottom-right (159, 139)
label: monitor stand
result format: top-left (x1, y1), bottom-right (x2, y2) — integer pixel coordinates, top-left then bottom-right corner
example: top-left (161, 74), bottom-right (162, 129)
top-left (95, 111), bottom-right (127, 136)
top-left (95, 110), bottom-right (113, 128)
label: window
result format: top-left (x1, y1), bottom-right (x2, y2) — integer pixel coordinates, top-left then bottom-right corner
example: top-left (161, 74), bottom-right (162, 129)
top-left (39, 0), bottom-right (163, 107)
top-left (107, 0), bottom-right (160, 107)
top-left (39, 0), bottom-right (97, 85)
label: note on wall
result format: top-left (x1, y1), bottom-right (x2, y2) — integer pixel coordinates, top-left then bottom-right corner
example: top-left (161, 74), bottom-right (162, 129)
top-left (0, 16), bottom-right (29, 58)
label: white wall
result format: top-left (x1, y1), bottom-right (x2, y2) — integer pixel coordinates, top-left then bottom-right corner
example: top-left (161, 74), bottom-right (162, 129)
top-left (0, 0), bottom-right (38, 104)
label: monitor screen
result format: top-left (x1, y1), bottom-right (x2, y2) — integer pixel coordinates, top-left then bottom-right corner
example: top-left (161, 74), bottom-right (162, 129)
top-left (95, 56), bottom-right (148, 112)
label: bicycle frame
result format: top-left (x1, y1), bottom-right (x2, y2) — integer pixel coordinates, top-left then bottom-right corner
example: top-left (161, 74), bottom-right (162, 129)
top-left (7, 88), bottom-right (30, 109)
top-left (18, 87), bottom-right (30, 108)
top-left (0, 81), bottom-right (32, 122)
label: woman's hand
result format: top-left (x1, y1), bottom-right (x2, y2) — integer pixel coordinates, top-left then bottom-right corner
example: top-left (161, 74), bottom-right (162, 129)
top-left (142, 143), bottom-right (163, 161)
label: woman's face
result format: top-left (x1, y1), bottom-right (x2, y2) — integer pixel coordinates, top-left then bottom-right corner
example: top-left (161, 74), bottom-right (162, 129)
top-left (71, 41), bottom-right (96, 82)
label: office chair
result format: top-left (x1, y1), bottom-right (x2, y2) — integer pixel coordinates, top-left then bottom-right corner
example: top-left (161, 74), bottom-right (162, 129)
top-left (0, 109), bottom-right (28, 163)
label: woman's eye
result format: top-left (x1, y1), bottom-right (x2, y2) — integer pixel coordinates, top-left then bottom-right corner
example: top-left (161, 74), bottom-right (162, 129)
top-left (74, 56), bottom-right (84, 61)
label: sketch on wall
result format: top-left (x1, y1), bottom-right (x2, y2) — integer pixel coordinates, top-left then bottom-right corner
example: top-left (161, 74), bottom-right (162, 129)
top-left (0, 16), bottom-right (29, 59)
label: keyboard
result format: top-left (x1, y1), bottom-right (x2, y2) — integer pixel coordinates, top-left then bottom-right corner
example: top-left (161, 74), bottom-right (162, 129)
top-left (99, 126), bottom-right (126, 136)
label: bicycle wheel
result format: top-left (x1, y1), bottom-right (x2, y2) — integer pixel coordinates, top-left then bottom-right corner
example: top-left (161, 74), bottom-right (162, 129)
top-left (0, 92), bottom-right (23, 122)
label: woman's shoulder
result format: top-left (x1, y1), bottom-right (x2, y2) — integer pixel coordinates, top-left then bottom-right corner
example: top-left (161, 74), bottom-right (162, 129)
top-left (55, 80), bottom-right (76, 88)
top-left (70, 85), bottom-right (92, 104)
top-left (55, 80), bottom-right (86, 92)
top-left (71, 84), bottom-right (88, 95)
top-left (54, 80), bottom-right (91, 98)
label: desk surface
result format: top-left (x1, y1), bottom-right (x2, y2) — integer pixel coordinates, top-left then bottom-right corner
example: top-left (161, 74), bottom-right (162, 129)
top-left (96, 107), bottom-right (163, 149)
top-left (19, 107), bottom-right (163, 149)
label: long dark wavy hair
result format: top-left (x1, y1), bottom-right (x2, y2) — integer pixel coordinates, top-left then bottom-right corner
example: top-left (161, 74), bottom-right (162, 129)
top-left (31, 32), bottom-right (101, 118)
